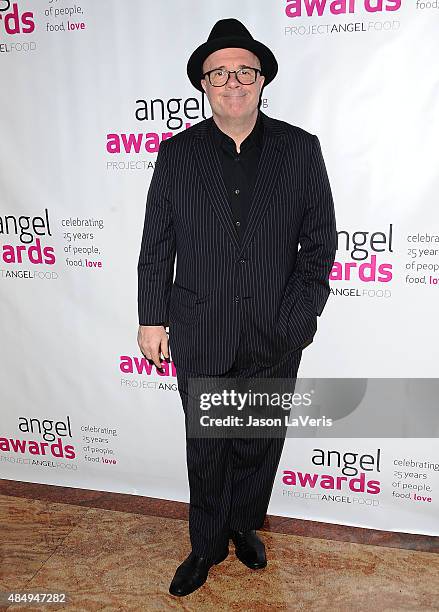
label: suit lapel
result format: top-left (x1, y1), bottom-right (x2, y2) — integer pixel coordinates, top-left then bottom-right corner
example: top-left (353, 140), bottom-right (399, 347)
top-left (240, 115), bottom-right (285, 252)
top-left (193, 120), bottom-right (240, 249)
top-left (192, 113), bottom-right (285, 252)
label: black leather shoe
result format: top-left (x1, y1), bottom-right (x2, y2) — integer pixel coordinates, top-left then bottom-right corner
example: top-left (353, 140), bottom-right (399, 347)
top-left (229, 529), bottom-right (267, 569)
top-left (169, 547), bottom-right (228, 596)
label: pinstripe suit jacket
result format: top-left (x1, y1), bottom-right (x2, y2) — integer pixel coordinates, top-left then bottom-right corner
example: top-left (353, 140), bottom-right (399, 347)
top-left (138, 112), bottom-right (337, 375)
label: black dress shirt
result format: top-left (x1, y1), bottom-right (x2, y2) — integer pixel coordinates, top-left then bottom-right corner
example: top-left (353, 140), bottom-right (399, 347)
top-left (142, 114), bottom-right (264, 328)
top-left (211, 112), bottom-right (264, 241)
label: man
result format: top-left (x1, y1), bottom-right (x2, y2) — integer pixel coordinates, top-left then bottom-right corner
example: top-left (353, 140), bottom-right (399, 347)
top-left (137, 18), bottom-right (337, 597)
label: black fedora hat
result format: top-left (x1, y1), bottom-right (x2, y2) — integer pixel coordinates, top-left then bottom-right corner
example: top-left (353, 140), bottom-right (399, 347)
top-left (187, 18), bottom-right (278, 92)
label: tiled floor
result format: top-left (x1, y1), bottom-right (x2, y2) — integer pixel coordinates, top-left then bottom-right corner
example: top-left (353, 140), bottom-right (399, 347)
top-left (0, 481), bottom-right (438, 611)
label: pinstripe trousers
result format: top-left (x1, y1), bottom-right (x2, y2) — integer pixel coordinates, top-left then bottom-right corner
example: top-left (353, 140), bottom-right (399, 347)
top-left (176, 322), bottom-right (303, 562)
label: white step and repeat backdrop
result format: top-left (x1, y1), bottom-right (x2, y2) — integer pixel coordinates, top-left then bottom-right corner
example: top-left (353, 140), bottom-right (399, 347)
top-left (1, 1), bottom-right (438, 536)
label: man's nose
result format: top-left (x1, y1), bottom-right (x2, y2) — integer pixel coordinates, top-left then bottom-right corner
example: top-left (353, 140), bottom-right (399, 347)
top-left (226, 72), bottom-right (241, 88)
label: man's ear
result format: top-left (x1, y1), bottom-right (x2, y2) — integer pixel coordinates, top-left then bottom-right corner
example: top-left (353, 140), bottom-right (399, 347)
top-left (201, 79), bottom-right (207, 94)
top-left (258, 81), bottom-right (266, 110)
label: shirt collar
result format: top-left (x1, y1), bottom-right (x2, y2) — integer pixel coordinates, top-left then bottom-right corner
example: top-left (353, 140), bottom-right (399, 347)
top-left (211, 111), bottom-right (264, 155)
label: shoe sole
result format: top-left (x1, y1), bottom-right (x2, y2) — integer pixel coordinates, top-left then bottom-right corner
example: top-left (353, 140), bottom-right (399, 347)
top-left (235, 551), bottom-right (267, 570)
top-left (169, 576), bottom-right (208, 597)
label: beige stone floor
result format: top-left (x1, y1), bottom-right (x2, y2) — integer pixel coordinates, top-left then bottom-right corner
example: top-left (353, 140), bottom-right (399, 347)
top-left (0, 494), bottom-right (438, 611)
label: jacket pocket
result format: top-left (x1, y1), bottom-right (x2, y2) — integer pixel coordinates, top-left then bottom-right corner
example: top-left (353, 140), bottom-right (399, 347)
top-left (170, 283), bottom-right (207, 325)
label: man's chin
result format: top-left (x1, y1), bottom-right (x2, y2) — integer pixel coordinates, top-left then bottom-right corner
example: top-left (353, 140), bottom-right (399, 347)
top-left (220, 104), bottom-right (254, 120)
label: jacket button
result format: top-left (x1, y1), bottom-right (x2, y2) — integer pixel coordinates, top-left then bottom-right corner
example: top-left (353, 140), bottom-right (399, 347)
top-left (234, 295), bottom-right (240, 302)
top-left (239, 258), bottom-right (246, 264)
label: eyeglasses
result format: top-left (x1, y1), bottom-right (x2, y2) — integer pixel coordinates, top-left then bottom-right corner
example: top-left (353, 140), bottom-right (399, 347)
top-left (203, 67), bottom-right (261, 87)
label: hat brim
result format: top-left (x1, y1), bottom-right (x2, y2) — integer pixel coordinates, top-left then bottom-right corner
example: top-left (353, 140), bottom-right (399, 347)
top-left (187, 35), bottom-right (278, 92)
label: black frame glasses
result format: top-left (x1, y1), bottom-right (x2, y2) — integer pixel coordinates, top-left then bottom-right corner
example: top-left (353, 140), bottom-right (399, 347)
top-left (203, 67), bottom-right (261, 87)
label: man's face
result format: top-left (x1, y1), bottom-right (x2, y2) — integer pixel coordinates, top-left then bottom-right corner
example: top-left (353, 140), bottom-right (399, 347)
top-left (201, 48), bottom-right (265, 122)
